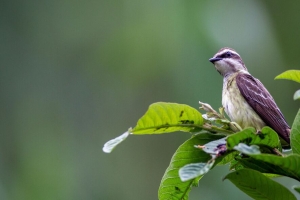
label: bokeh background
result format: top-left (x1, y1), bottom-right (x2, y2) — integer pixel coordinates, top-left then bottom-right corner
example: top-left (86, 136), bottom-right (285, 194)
top-left (1, 0), bottom-right (300, 199)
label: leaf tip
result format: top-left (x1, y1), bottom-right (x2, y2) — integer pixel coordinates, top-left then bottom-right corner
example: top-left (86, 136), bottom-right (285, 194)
top-left (102, 131), bottom-right (130, 153)
top-left (274, 75), bottom-right (280, 80)
top-left (102, 146), bottom-right (112, 153)
top-left (293, 90), bottom-right (300, 100)
top-left (293, 185), bottom-right (300, 194)
top-left (222, 175), bottom-right (228, 182)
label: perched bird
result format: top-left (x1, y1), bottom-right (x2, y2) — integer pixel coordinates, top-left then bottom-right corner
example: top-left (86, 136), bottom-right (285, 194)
top-left (209, 47), bottom-right (290, 145)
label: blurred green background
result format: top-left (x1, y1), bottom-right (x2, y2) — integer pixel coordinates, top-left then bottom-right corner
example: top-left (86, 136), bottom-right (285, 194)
top-left (1, 0), bottom-right (300, 199)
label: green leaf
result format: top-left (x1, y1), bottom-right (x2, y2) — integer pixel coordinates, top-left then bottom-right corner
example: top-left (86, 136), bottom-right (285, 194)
top-left (226, 127), bottom-right (280, 150)
top-left (294, 90), bottom-right (300, 100)
top-left (132, 102), bottom-right (203, 134)
top-left (102, 131), bottom-right (130, 153)
top-left (275, 70), bottom-right (300, 83)
top-left (218, 151), bottom-right (238, 166)
top-left (158, 133), bottom-right (224, 200)
top-left (229, 157), bottom-right (244, 171)
top-left (262, 173), bottom-right (281, 178)
top-left (224, 168), bottom-right (296, 200)
top-left (235, 157), bottom-right (281, 174)
top-left (291, 109), bottom-right (300, 154)
top-left (249, 154), bottom-right (300, 181)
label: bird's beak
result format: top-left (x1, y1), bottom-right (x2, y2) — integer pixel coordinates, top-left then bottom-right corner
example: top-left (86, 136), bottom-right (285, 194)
top-left (209, 57), bottom-right (222, 63)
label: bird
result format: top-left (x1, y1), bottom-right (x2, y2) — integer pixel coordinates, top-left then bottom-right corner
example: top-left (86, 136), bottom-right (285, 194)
top-left (209, 47), bottom-right (290, 146)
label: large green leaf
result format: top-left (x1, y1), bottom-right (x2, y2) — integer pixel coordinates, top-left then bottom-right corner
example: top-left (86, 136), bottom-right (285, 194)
top-left (226, 127), bottom-right (280, 150)
top-left (158, 133), bottom-right (224, 200)
top-left (103, 102), bottom-right (204, 153)
top-left (291, 109), bottom-right (300, 154)
top-left (275, 70), bottom-right (300, 83)
top-left (224, 168), bottom-right (296, 200)
top-left (249, 154), bottom-right (300, 181)
top-left (235, 157), bottom-right (276, 173)
top-left (132, 102), bottom-right (203, 134)
top-left (234, 156), bottom-right (291, 178)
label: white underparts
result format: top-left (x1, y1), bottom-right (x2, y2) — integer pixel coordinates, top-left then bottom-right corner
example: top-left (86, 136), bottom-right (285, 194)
top-left (222, 72), bottom-right (265, 130)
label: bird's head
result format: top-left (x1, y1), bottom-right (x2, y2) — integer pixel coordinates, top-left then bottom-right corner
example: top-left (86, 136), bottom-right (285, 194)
top-left (209, 47), bottom-right (248, 77)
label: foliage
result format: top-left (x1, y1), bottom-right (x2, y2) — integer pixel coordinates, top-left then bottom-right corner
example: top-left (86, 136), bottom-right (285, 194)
top-left (158, 133), bottom-right (223, 200)
top-left (103, 70), bottom-right (300, 200)
top-left (291, 109), bottom-right (300, 154)
top-left (224, 168), bottom-right (296, 200)
top-left (275, 70), bottom-right (300, 100)
top-left (275, 70), bottom-right (300, 83)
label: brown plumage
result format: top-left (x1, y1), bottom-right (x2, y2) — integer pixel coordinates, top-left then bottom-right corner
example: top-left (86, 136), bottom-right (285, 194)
top-left (236, 73), bottom-right (290, 143)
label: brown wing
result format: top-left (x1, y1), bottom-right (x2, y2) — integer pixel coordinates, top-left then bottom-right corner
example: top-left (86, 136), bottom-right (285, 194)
top-left (236, 73), bottom-right (290, 144)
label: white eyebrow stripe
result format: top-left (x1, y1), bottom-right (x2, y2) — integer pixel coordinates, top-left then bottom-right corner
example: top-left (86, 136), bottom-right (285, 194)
top-left (215, 49), bottom-right (241, 57)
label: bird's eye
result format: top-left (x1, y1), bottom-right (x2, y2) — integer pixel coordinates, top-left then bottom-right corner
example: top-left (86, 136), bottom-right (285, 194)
top-left (225, 51), bottom-right (232, 57)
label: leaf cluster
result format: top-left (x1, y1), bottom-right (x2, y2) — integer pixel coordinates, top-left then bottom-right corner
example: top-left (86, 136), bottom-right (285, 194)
top-left (103, 70), bottom-right (300, 199)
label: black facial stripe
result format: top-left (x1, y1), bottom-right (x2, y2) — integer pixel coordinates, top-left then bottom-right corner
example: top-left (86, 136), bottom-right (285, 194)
top-left (224, 59), bottom-right (235, 69)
